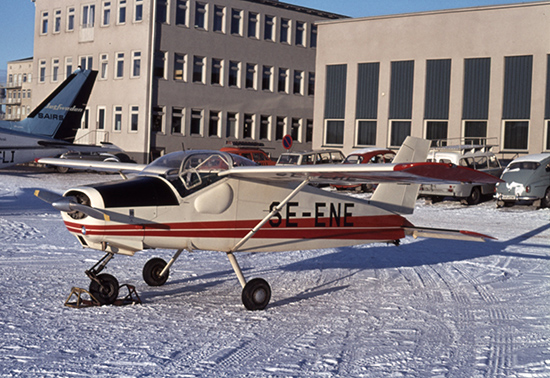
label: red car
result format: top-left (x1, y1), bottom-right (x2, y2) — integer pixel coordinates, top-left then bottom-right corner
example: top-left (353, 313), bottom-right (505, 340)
top-left (332, 148), bottom-right (396, 192)
top-left (220, 141), bottom-right (275, 166)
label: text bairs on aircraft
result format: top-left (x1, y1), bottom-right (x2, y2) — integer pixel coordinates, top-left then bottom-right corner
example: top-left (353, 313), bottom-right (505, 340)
top-left (35, 137), bottom-right (500, 310)
top-left (0, 69), bottom-right (100, 168)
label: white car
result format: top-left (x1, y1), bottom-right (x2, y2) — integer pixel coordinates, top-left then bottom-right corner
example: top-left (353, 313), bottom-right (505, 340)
top-left (419, 145), bottom-right (503, 205)
top-left (276, 149), bottom-right (344, 165)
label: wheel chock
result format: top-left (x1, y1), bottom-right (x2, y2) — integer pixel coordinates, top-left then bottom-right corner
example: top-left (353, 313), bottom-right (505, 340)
top-left (64, 287), bottom-right (101, 308)
top-left (64, 284), bottom-right (142, 308)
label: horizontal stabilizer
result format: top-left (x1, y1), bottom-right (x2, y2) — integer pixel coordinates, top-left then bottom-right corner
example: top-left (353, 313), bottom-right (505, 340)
top-left (404, 226), bottom-right (496, 242)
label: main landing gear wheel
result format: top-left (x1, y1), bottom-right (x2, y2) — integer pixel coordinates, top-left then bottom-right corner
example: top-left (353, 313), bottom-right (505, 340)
top-left (242, 278), bottom-right (271, 311)
top-left (89, 273), bottom-right (119, 305)
top-left (143, 258), bottom-right (169, 286)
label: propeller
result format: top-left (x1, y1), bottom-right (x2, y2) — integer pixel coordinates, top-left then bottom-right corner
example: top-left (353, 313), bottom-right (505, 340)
top-left (34, 189), bottom-right (111, 221)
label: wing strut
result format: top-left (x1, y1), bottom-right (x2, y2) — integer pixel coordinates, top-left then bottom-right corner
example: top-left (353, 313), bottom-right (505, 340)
top-left (229, 179), bottom-right (310, 255)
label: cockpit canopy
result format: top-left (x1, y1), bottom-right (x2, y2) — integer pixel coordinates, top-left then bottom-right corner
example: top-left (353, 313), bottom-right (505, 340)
top-left (140, 150), bottom-right (257, 197)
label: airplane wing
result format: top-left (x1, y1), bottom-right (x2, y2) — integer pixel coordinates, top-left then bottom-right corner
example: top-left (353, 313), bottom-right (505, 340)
top-left (37, 157), bottom-right (147, 174)
top-left (221, 162), bottom-right (502, 185)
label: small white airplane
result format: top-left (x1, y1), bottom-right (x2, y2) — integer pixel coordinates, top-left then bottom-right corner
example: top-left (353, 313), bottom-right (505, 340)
top-left (0, 69), bottom-right (101, 169)
top-left (36, 137), bottom-right (500, 310)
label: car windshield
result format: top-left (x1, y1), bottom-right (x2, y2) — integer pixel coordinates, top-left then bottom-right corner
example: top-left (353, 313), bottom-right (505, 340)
top-left (277, 154), bottom-right (300, 165)
top-left (507, 161), bottom-right (540, 171)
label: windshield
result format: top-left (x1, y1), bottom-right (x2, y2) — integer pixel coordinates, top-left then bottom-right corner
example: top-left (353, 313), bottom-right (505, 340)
top-left (506, 161), bottom-right (540, 171)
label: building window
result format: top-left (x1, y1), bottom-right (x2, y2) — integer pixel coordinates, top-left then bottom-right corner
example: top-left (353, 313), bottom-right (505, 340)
top-left (246, 63), bottom-right (256, 89)
top-left (293, 70), bottom-right (303, 95)
top-left (213, 5), bottom-right (224, 32)
top-left (243, 114), bottom-right (254, 139)
top-left (248, 12), bottom-right (258, 38)
top-left (82, 5), bottom-right (95, 28)
top-left (192, 56), bottom-right (205, 83)
top-left (291, 118), bottom-right (301, 142)
top-left (82, 109), bottom-right (90, 129)
top-left (135, 0), bottom-right (143, 22)
top-left (464, 121), bottom-right (487, 145)
top-left (276, 116), bottom-right (285, 140)
top-left (260, 115), bottom-right (270, 140)
top-left (356, 121), bottom-right (376, 146)
top-left (426, 121), bottom-right (448, 146)
top-left (229, 61), bottom-right (240, 87)
top-left (262, 66), bottom-right (272, 91)
top-left (211, 58), bottom-right (223, 85)
top-left (176, 0), bottom-right (188, 26)
top-left (131, 51), bottom-right (141, 77)
top-left (80, 56), bottom-right (93, 70)
top-left (278, 68), bottom-right (288, 93)
top-left (52, 59), bottom-right (60, 82)
top-left (65, 57), bottom-right (73, 79)
top-left (39, 60), bottom-right (46, 82)
top-left (157, 0), bottom-right (168, 23)
top-left (310, 24), bottom-right (317, 48)
top-left (54, 9), bottom-right (62, 32)
top-left (130, 106), bottom-right (139, 132)
top-left (172, 108), bottom-right (183, 134)
top-left (306, 119), bottom-right (313, 143)
top-left (231, 9), bottom-right (242, 36)
top-left (308, 72), bottom-right (315, 96)
top-left (503, 121), bottom-right (529, 150)
top-left (264, 15), bottom-right (275, 41)
top-left (115, 52), bottom-right (124, 78)
top-left (113, 106), bottom-right (123, 131)
top-left (226, 112), bottom-right (237, 138)
top-left (98, 107), bottom-right (106, 130)
top-left (325, 120), bottom-right (344, 145)
top-left (99, 54), bottom-right (108, 79)
top-left (209, 111), bottom-right (220, 137)
top-left (174, 53), bottom-right (186, 81)
top-left (67, 7), bottom-right (75, 31)
top-left (102, 1), bottom-right (111, 26)
top-left (390, 121), bottom-right (411, 147)
top-left (154, 51), bottom-right (166, 78)
top-left (41, 11), bottom-right (49, 34)
top-left (191, 109), bottom-right (203, 135)
top-left (295, 21), bottom-right (305, 46)
top-left (195, 2), bottom-right (207, 29)
top-left (118, 0), bottom-right (127, 24)
top-left (280, 18), bottom-right (290, 44)
top-left (152, 106), bottom-right (164, 133)
top-left (546, 121), bottom-right (550, 151)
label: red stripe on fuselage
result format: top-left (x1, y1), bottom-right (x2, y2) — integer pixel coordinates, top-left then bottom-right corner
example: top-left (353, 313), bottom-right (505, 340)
top-left (64, 214), bottom-right (406, 241)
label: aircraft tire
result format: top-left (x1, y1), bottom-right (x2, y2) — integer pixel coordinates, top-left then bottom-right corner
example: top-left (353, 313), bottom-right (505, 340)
top-left (143, 258), bottom-right (169, 286)
top-left (89, 273), bottom-right (119, 305)
top-left (242, 278), bottom-right (271, 311)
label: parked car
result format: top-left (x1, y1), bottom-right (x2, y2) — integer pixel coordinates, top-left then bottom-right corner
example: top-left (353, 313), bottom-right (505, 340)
top-left (494, 153), bottom-right (550, 208)
top-left (52, 151), bottom-right (132, 173)
top-left (332, 148), bottom-right (396, 192)
top-left (220, 141), bottom-right (275, 166)
top-left (419, 145), bottom-right (503, 205)
top-left (276, 149), bottom-right (344, 165)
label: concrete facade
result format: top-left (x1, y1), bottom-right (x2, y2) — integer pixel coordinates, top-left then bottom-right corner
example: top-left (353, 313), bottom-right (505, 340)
top-left (314, 2), bottom-right (550, 159)
top-left (31, 0), bottom-right (343, 163)
top-left (1, 58), bottom-right (34, 121)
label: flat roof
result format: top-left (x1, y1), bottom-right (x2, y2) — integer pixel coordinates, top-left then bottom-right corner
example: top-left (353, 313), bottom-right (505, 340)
top-left (317, 1), bottom-right (550, 25)
top-left (243, 0), bottom-right (348, 19)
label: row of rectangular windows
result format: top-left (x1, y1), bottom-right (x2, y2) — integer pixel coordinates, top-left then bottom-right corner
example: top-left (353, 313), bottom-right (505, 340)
top-left (39, 1), bottom-right (318, 49)
top-left (153, 107), bottom-right (313, 143)
top-left (324, 119), bottom-right (550, 152)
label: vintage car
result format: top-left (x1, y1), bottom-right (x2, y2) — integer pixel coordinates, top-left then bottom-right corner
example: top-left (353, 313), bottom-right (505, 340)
top-left (220, 141), bottom-right (275, 166)
top-left (332, 148), bottom-right (396, 192)
top-left (419, 145), bottom-right (503, 205)
top-left (494, 153), bottom-right (550, 208)
top-left (276, 149), bottom-right (344, 165)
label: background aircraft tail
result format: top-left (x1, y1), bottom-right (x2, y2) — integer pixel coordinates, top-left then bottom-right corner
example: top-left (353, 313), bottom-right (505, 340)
top-left (21, 69), bottom-right (98, 143)
top-left (370, 137), bottom-right (431, 214)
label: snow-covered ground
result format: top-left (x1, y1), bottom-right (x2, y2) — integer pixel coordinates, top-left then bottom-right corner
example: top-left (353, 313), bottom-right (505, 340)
top-left (1, 166), bottom-right (550, 377)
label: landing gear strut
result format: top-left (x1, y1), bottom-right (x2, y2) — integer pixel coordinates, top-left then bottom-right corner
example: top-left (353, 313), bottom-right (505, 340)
top-left (86, 252), bottom-right (120, 305)
top-left (227, 252), bottom-right (271, 311)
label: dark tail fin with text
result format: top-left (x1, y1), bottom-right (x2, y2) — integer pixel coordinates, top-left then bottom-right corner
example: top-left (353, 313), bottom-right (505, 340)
top-left (23, 69), bottom-right (98, 143)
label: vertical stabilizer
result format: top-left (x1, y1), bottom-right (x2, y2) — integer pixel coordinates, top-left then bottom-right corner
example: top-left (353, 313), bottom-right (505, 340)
top-left (370, 137), bottom-right (431, 214)
top-left (21, 69), bottom-right (98, 142)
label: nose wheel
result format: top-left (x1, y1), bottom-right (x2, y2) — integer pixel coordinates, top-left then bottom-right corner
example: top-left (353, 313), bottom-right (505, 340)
top-left (89, 273), bottom-right (119, 305)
